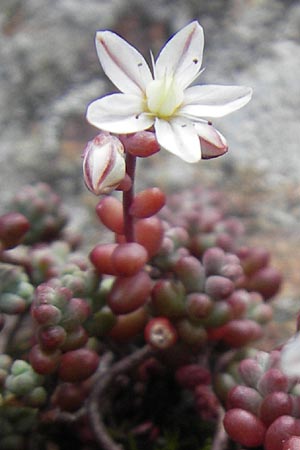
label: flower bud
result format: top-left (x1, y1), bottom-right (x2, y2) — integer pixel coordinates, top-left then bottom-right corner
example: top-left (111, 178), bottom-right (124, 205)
top-left (83, 132), bottom-right (125, 195)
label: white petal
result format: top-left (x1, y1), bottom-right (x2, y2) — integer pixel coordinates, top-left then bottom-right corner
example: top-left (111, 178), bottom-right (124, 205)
top-left (193, 122), bottom-right (227, 148)
top-left (155, 21), bottom-right (204, 89)
top-left (87, 94), bottom-right (154, 134)
top-left (154, 118), bottom-right (201, 163)
top-left (194, 123), bottom-right (228, 159)
top-left (96, 31), bottom-right (153, 95)
top-left (181, 85), bottom-right (253, 118)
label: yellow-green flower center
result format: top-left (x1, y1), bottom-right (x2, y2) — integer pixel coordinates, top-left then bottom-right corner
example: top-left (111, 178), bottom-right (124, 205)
top-left (145, 76), bottom-right (184, 118)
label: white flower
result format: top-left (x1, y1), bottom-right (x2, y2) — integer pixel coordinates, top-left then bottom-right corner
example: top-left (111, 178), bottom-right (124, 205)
top-left (86, 21), bottom-right (252, 163)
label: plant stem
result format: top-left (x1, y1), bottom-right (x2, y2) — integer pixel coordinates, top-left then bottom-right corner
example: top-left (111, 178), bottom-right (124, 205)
top-left (211, 407), bottom-right (228, 450)
top-left (123, 152), bottom-right (136, 242)
top-left (88, 345), bottom-right (154, 450)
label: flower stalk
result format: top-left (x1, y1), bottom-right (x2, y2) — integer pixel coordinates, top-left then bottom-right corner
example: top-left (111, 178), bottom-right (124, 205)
top-left (122, 152), bottom-right (137, 243)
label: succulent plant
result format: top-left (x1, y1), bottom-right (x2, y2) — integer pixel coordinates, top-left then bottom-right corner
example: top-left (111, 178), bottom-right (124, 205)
top-left (218, 349), bottom-right (300, 450)
top-left (0, 264), bottom-right (34, 314)
top-left (9, 183), bottom-right (68, 244)
top-left (0, 175), bottom-right (285, 450)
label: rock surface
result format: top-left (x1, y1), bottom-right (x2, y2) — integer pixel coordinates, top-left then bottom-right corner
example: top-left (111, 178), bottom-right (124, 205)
top-left (0, 0), bottom-right (299, 312)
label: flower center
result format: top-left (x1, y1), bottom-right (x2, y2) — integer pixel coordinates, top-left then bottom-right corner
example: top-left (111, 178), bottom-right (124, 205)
top-left (145, 76), bottom-right (184, 118)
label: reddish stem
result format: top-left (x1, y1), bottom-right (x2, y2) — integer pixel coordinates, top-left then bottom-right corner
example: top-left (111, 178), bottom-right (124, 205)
top-left (123, 152), bottom-right (136, 242)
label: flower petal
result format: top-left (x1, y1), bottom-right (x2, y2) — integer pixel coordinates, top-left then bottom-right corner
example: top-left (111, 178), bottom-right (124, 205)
top-left (193, 122), bottom-right (227, 148)
top-left (194, 122), bottom-right (228, 159)
top-left (181, 85), bottom-right (253, 118)
top-left (96, 31), bottom-right (153, 95)
top-left (87, 93), bottom-right (154, 134)
top-left (155, 21), bottom-right (204, 89)
top-left (154, 118), bottom-right (201, 163)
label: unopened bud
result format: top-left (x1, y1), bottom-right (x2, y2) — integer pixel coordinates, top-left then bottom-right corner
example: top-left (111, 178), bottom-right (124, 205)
top-left (83, 132), bottom-right (125, 195)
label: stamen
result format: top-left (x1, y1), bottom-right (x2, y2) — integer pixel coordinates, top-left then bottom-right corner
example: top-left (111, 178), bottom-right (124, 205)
top-left (145, 76), bottom-right (184, 118)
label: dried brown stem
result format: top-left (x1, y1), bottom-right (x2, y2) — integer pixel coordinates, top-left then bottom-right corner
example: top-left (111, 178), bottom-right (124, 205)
top-left (87, 345), bottom-right (154, 450)
top-left (49, 352), bottom-right (114, 424)
top-left (211, 407), bottom-right (228, 450)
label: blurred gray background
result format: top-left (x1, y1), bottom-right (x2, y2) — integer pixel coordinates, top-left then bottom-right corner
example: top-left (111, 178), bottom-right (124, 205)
top-left (0, 0), bottom-right (300, 304)
top-left (1, 0), bottom-right (300, 193)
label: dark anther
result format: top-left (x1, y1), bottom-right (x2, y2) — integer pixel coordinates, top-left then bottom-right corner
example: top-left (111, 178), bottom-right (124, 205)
top-left (193, 58), bottom-right (198, 64)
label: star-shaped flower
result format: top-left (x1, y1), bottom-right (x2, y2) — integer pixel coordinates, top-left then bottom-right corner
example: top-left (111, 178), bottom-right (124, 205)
top-left (86, 21), bottom-right (252, 163)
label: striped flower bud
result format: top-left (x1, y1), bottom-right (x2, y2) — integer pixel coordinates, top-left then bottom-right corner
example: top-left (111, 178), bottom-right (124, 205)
top-left (83, 132), bottom-right (125, 195)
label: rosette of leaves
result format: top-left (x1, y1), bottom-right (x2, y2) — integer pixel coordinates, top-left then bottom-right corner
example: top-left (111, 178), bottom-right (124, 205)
top-left (148, 232), bottom-right (274, 351)
top-left (28, 239), bottom-right (99, 289)
top-left (218, 349), bottom-right (300, 450)
top-left (4, 360), bottom-right (46, 407)
top-left (159, 186), bottom-right (243, 256)
top-left (9, 183), bottom-right (68, 244)
top-left (30, 279), bottom-right (99, 382)
top-left (0, 263), bottom-right (34, 314)
top-left (0, 358), bottom-right (45, 450)
top-left (159, 187), bottom-right (282, 299)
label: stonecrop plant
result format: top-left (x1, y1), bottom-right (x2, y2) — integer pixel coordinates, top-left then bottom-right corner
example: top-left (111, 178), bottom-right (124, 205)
top-left (0, 19), bottom-right (299, 450)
